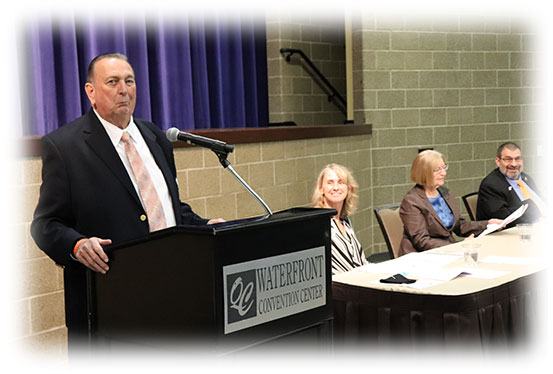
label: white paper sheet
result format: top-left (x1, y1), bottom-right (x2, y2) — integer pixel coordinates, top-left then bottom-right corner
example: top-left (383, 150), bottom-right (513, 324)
top-left (360, 252), bottom-right (465, 287)
top-left (459, 268), bottom-right (510, 279)
top-left (479, 256), bottom-right (539, 266)
top-left (404, 267), bottom-right (464, 282)
top-left (359, 252), bottom-right (459, 275)
top-left (478, 204), bottom-right (528, 237)
top-left (371, 278), bottom-right (445, 290)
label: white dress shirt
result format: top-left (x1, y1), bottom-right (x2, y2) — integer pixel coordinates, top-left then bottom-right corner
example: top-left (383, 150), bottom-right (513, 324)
top-left (95, 110), bottom-right (177, 228)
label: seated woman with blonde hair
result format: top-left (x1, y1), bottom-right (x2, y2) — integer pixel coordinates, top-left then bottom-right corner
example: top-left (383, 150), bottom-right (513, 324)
top-left (399, 150), bottom-right (503, 257)
top-left (312, 163), bottom-right (367, 275)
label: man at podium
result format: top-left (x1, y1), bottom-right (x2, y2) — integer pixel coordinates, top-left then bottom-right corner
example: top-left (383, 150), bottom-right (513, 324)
top-left (30, 53), bottom-right (223, 349)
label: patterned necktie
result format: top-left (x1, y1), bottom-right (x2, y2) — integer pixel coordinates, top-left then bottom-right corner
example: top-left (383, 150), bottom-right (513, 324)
top-left (121, 132), bottom-right (167, 231)
top-left (517, 179), bottom-right (533, 201)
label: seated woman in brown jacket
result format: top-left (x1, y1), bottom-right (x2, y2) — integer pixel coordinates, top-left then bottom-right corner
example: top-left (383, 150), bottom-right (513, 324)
top-left (398, 150), bottom-right (502, 257)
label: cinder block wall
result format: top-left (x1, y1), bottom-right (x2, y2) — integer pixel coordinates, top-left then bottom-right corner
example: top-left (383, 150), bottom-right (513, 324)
top-left (16, 159), bottom-right (67, 356)
top-left (176, 138), bottom-right (370, 221)
top-left (351, 13), bottom-right (542, 253)
top-left (267, 11), bottom-right (347, 126)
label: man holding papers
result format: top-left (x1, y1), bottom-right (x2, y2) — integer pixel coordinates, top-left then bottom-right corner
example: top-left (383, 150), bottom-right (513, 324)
top-left (477, 142), bottom-right (544, 227)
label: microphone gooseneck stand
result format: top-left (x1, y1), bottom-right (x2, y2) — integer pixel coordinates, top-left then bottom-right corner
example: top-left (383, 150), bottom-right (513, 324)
top-left (166, 127), bottom-right (273, 217)
top-left (213, 149), bottom-right (273, 217)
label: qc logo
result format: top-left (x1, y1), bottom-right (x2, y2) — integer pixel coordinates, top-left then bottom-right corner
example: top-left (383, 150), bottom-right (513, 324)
top-left (227, 270), bottom-right (257, 324)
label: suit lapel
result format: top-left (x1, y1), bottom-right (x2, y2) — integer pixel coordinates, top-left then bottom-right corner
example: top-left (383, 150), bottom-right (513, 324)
top-left (493, 168), bottom-right (520, 203)
top-left (417, 186), bottom-right (458, 232)
top-left (521, 172), bottom-right (539, 195)
top-left (415, 186), bottom-right (449, 231)
top-left (82, 111), bottom-right (142, 207)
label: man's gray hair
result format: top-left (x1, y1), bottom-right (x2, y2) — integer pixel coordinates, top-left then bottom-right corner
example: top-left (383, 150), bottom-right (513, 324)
top-left (87, 52), bottom-right (130, 83)
top-left (496, 142), bottom-right (521, 158)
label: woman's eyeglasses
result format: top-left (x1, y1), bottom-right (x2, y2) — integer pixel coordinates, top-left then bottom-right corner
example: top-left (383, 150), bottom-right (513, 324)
top-left (433, 164), bottom-right (448, 173)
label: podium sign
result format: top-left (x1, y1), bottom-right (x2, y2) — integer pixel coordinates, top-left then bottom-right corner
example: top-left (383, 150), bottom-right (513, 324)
top-left (87, 208), bottom-right (335, 352)
top-left (223, 245), bottom-right (326, 334)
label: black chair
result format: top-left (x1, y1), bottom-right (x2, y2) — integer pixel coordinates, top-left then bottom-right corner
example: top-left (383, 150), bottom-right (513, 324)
top-left (367, 251), bottom-right (391, 263)
top-left (373, 203), bottom-right (403, 259)
top-left (462, 192), bottom-right (478, 221)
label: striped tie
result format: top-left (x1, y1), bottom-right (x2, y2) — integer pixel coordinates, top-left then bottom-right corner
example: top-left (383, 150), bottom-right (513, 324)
top-left (517, 179), bottom-right (533, 201)
top-left (121, 132), bottom-right (167, 231)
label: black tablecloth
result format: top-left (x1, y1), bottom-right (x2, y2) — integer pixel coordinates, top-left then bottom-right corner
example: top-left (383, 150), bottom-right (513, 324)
top-left (332, 271), bottom-right (542, 350)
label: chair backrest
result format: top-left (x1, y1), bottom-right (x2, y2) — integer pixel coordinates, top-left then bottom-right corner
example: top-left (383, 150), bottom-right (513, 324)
top-left (374, 204), bottom-right (403, 259)
top-left (462, 192), bottom-right (479, 221)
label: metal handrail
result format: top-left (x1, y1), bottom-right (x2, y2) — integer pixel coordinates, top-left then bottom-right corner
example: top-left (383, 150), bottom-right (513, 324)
top-left (280, 48), bottom-right (347, 116)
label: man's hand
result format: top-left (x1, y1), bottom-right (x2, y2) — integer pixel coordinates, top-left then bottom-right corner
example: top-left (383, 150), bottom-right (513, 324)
top-left (75, 237), bottom-right (112, 274)
top-left (487, 218), bottom-right (505, 231)
top-left (207, 218), bottom-right (225, 224)
top-left (487, 218), bottom-right (504, 226)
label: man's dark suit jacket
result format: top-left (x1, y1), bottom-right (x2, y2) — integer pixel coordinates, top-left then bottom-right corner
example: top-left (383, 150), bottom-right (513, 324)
top-left (476, 168), bottom-right (541, 227)
top-left (398, 185), bottom-right (487, 257)
top-left (31, 109), bottom-right (208, 333)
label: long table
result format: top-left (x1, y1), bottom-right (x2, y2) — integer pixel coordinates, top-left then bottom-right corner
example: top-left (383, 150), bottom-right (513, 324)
top-left (332, 225), bottom-right (546, 351)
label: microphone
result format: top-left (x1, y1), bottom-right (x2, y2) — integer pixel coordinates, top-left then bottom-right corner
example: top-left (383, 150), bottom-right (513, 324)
top-left (167, 127), bottom-right (272, 216)
top-left (166, 127), bottom-right (234, 154)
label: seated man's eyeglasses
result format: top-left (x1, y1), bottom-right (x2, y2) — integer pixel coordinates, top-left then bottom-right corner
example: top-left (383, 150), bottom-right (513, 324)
top-left (500, 157), bottom-right (523, 163)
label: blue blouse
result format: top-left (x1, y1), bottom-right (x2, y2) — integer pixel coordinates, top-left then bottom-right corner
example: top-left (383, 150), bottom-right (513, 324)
top-left (428, 194), bottom-right (454, 229)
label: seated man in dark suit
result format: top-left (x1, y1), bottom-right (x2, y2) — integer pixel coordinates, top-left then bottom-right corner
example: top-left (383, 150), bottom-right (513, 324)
top-left (476, 142), bottom-right (544, 227)
top-left (31, 52), bottom-right (223, 350)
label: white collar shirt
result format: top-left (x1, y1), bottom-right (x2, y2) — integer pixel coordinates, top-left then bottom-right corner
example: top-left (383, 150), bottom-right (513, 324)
top-left (95, 110), bottom-right (177, 228)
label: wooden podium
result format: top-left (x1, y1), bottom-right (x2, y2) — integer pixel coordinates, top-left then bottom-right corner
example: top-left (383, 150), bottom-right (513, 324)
top-left (86, 207), bottom-right (335, 354)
